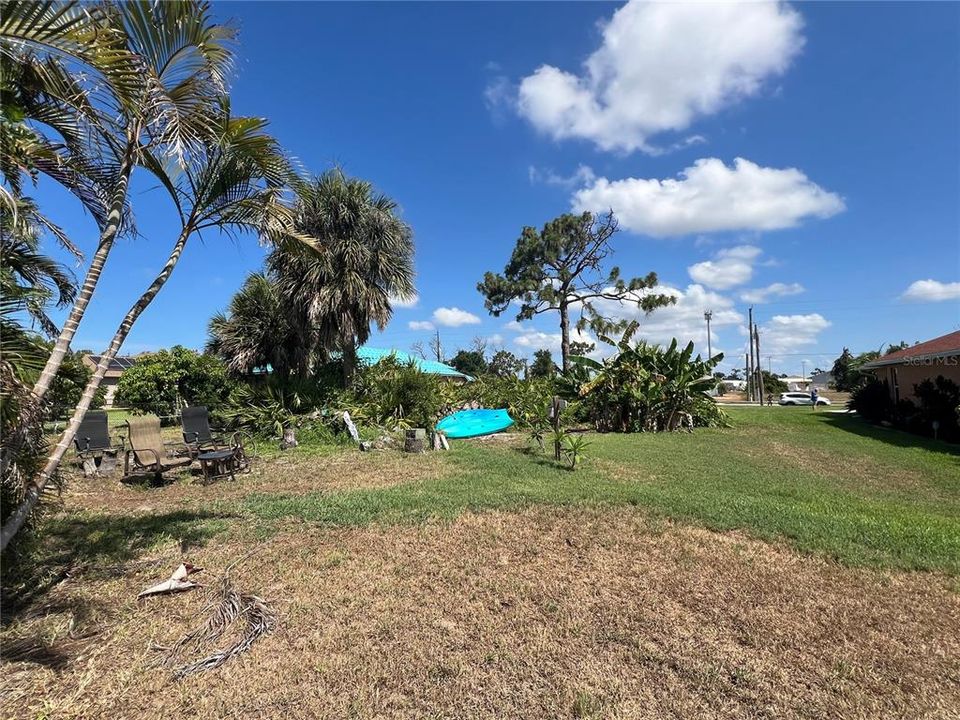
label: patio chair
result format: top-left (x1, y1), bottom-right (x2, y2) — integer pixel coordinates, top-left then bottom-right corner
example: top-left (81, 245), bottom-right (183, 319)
top-left (181, 406), bottom-right (251, 472)
top-left (73, 410), bottom-right (123, 476)
top-left (124, 415), bottom-right (193, 480)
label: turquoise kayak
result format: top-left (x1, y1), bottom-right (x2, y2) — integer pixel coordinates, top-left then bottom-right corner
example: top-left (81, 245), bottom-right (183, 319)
top-left (435, 408), bottom-right (514, 439)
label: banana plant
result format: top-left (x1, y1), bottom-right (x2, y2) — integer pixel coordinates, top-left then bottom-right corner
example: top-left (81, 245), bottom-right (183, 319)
top-left (561, 321), bottom-right (725, 433)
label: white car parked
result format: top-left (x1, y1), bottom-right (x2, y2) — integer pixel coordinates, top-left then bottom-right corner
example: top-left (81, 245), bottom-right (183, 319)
top-left (778, 391), bottom-right (831, 406)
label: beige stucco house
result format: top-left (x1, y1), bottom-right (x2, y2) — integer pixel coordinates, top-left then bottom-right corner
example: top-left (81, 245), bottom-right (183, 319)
top-left (862, 330), bottom-right (960, 403)
top-left (80, 354), bottom-right (139, 407)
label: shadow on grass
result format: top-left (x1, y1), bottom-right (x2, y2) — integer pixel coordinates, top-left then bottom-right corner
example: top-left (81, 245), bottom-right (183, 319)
top-left (512, 445), bottom-right (575, 471)
top-left (2, 509), bottom-right (232, 622)
top-left (819, 412), bottom-right (960, 459)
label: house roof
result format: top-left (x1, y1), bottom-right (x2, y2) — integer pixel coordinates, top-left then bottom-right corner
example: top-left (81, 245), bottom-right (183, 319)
top-left (82, 355), bottom-right (139, 375)
top-left (862, 331), bottom-right (960, 369)
top-left (356, 347), bottom-right (472, 380)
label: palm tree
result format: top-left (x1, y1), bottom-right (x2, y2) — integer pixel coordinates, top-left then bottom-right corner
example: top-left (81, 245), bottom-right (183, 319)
top-left (1, 0), bottom-right (237, 403)
top-left (207, 272), bottom-right (297, 379)
top-left (0, 297), bottom-right (50, 551)
top-left (0, 198), bottom-right (80, 502)
top-left (0, 112), bottom-right (304, 551)
top-left (1, 197), bottom-right (78, 336)
top-left (267, 170), bottom-right (416, 384)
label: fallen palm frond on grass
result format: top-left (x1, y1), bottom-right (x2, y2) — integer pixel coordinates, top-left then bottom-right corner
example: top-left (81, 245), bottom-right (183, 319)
top-left (160, 574), bottom-right (276, 679)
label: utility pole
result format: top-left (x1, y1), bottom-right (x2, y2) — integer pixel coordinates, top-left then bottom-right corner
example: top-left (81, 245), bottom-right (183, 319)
top-left (704, 310), bottom-right (713, 359)
top-left (802, 359), bottom-right (807, 381)
top-left (754, 326), bottom-right (765, 406)
top-left (767, 356), bottom-right (772, 373)
top-left (747, 307), bottom-right (755, 403)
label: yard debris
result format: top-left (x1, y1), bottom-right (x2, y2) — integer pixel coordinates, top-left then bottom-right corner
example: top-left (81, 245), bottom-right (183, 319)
top-left (342, 411), bottom-right (361, 446)
top-left (160, 574), bottom-right (277, 679)
top-left (280, 428), bottom-right (299, 450)
top-left (137, 562), bottom-right (203, 599)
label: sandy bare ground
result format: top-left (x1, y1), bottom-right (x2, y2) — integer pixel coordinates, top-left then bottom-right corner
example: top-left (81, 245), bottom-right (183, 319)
top-left (2, 507), bottom-right (957, 719)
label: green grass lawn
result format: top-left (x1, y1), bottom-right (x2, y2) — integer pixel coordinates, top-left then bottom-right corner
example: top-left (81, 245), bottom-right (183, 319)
top-left (238, 408), bottom-right (960, 574)
top-left (22, 408), bottom-right (960, 591)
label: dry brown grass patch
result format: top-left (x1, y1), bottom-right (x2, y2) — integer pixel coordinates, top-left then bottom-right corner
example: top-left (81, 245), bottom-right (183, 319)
top-left (60, 448), bottom-right (452, 514)
top-left (3, 508), bottom-right (957, 719)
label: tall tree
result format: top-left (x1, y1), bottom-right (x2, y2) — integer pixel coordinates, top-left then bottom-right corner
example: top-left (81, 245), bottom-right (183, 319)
top-left (831, 347), bottom-right (880, 393)
top-left (478, 211), bottom-right (674, 372)
top-left (529, 349), bottom-right (556, 379)
top-left (449, 349), bottom-right (487, 377)
top-left (267, 170), bottom-right (415, 384)
top-left (1, 112), bottom-right (302, 551)
top-left (488, 349), bottom-right (524, 378)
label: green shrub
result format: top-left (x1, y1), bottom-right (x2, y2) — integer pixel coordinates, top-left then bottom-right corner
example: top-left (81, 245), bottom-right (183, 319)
top-left (348, 357), bottom-right (443, 429)
top-left (913, 376), bottom-right (960, 442)
top-left (115, 346), bottom-right (234, 416)
top-left (46, 349), bottom-right (105, 419)
top-left (219, 375), bottom-right (342, 436)
top-left (848, 379), bottom-right (893, 423)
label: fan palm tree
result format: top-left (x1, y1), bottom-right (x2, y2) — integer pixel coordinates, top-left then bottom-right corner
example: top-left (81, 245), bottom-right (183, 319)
top-left (267, 170), bottom-right (416, 384)
top-left (2, 0), bottom-right (237, 403)
top-left (207, 272), bottom-right (297, 379)
top-left (0, 112), bottom-right (304, 551)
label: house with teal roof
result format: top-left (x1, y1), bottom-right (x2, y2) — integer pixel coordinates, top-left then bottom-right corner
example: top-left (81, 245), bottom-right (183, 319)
top-left (356, 347), bottom-right (473, 382)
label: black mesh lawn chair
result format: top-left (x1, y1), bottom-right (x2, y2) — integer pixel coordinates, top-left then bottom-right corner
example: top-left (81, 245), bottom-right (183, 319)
top-left (181, 406), bottom-right (251, 471)
top-left (73, 410), bottom-right (123, 476)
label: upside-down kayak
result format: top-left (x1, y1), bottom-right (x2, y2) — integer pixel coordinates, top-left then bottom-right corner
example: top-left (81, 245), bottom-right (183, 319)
top-left (435, 408), bottom-right (514, 439)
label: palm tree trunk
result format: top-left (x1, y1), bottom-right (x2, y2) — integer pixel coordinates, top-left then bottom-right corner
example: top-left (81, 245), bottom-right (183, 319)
top-left (1, 224), bottom-right (189, 552)
top-left (31, 132), bottom-right (138, 402)
top-left (341, 328), bottom-right (357, 387)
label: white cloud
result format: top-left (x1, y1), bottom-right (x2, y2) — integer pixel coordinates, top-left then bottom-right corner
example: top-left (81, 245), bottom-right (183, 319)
top-left (504, 320), bottom-right (525, 331)
top-left (512, 327), bottom-right (595, 353)
top-left (687, 245), bottom-right (761, 290)
top-left (590, 283), bottom-right (743, 351)
top-left (390, 293), bottom-right (419, 309)
top-left (572, 157), bottom-right (845, 237)
top-left (739, 282), bottom-right (804, 303)
top-left (484, 75), bottom-right (514, 122)
top-left (432, 307), bottom-right (482, 327)
top-left (758, 313), bottom-right (831, 354)
top-left (901, 279), bottom-right (960, 303)
top-left (528, 164), bottom-right (596, 188)
top-left (516, 0), bottom-right (804, 153)
top-left (408, 320), bottom-right (434, 331)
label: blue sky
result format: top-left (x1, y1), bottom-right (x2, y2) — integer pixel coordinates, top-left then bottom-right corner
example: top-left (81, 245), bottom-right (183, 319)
top-left (39, 1), bottom-right (960, 376)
